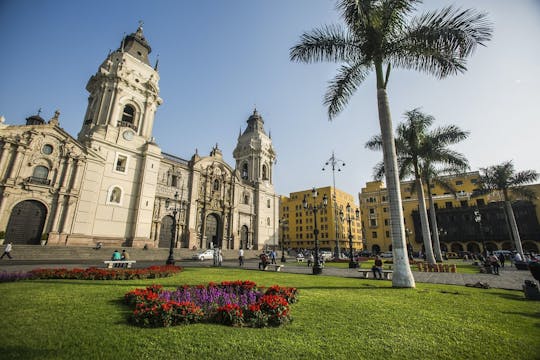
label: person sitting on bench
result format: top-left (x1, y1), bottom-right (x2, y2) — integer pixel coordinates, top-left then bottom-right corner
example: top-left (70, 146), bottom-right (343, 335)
top-left (372, 256), bottom-right (383, 279)
top-left (258, 253), bottom-right (269, 270)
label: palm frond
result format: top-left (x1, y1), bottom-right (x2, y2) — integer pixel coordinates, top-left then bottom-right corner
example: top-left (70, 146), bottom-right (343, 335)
top-left (429, 125), bottom-right (470, 146)
top-left (389, 6), bottom-right (492, 78)
top-left (372, 160), bottom-right (385, 180)
top-left (324, 62), bottom-right (370, 119)
top-left (365, 134), bottom-right (383, 150)
top-left (510, 170), bottom-right (539, 187)
top-left (289, 25), bottom-right (357, 64)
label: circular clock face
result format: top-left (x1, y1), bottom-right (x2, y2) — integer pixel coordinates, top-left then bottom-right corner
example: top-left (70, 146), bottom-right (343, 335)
top-left (123, 130), bottom-right (134, 141)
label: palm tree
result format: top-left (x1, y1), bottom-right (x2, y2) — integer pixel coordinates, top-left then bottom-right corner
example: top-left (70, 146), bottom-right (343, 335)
top-left (366, 109), bottom-right (469, 265)
top-left (290, 0), bottom-right (491, 287)
top-left (420, 163), bottom-right (467, 262)
top-left (476, 161), bottom-right (538, 259)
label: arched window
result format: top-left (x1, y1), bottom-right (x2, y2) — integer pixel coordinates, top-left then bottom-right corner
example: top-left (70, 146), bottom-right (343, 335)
top-left (33, 166), bottom-right (49, 180)
top-left (241, 163), bottom-right (248, 180)
top-left (121, 105), bottom-right (135, 124)
top-left (262, 164), bottom-right (268, 180)
top-left (213, 179), bottom-right (220, 191)
top-left (267, 217), bottom-right (271, 226)
top-left (243, 193), bottom-right (250, 205)
top-left (109, 186), bottom-right (122, 204)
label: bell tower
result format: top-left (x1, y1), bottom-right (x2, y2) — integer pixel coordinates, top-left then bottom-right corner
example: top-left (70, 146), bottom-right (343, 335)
top-left (78, 23), bottom-right (162, 143)
top-left (233, 109), bottom-right (276, 185)
top-left (71, 24), bottom-right (162, 247)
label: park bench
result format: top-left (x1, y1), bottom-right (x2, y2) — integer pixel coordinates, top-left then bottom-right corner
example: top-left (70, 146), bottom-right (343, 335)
top-left (358, 269), bottom-right (393, 280)
top-left (264, 264), bottom-right (284, 272)
top-left (104, 260), bottom-right (136, 268)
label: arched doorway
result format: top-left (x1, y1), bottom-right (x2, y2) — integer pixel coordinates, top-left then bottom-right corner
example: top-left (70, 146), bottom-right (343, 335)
top-left (467, 242), bottom-right (481, 254)
top-left (451, 243), bottom-right (464, 253)
top-left (159, 215), bottom-right (174, 248)
top-left (6, 200), bottom-right (47, 245)
top-left (523, 241), bottom-right (538, 253)
top-left (485, 242), bottom-right (498, 252)
top-left (371, 244), bottom-right (381, 254)
top-left (240, 225), bottom-right (249, 249)
top-left (205, 214), bottom-right (220, 248)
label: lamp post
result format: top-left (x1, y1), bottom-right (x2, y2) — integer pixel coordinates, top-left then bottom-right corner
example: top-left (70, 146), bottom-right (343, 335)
top-left (340, 203), bottom-right (360, 268)
top-left (322, 151), bottom-right (345, 259)
top-left (302, 188), bottom-right (328, 275)
top-left (474, 208), bottom-right (487, 258)
top-left (438, 227), bottom-right (447, 257)
top-left (165, 191), bottom-right (179, 265)
top-left (405, 228), bottom-right (413, 259)
top-left (279, 217), bottom-right (288, 263)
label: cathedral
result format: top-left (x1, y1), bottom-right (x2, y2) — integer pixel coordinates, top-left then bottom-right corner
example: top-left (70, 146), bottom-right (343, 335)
top-left (0, 25), bottom-right (279, 250)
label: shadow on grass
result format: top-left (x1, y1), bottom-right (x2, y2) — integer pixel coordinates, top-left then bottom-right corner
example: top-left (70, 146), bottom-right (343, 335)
top-left (2, 345), bottom-right (58, 359)
top-left (486, 291), bottom-right (526, 301)
top-left (501, 311), bottom-right (540, 319)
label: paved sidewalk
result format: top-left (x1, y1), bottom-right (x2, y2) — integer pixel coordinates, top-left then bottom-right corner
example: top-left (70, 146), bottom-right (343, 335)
top-left (0, 259), bottom-right (535, 291)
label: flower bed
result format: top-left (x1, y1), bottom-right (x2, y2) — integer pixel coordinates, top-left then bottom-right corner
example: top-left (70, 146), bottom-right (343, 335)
top-left (0, 265), bottom-right (182, 282)
top-left (125, 281), bottom-right (298, 328)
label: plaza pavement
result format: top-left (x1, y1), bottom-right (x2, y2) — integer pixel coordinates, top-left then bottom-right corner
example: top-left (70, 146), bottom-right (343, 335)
top-left (0, 258), bottom-right (535, 291)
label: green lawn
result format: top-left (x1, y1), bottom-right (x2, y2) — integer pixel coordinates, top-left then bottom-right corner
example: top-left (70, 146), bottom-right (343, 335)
top-left (324, 260), bottom-right (481, 273)
top-left (1, 267), bottom-right (538, 360)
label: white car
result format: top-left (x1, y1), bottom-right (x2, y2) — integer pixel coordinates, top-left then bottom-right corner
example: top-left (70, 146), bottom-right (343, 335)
top-left (192, 249), bottom-right (214, 261)
top-left (380, 251), bottom-right (393, 258)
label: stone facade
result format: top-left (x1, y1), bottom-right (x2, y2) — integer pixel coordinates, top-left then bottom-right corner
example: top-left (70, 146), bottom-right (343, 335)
top-left (0, 26), bottom-right (279, 250)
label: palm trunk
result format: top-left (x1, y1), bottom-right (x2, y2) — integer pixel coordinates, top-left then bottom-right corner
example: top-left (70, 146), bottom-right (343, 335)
top-left (415, 177), bottom-right (436, 264)
top-left (427, 189), bottom-right (443, 262)
top-left (504, 200), bottom-right (525, 259)
top-left (376, 86), bottom-right (415, 288)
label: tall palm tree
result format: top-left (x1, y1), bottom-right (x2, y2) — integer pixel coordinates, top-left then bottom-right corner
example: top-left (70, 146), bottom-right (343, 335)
top-left (420, 163), bottom-right (468, 262)
top-left (290, 0), bottom-right (491, 287)
top-left (366, 109), bottom-right (469, 265)
top-left (476, 161), bottom-right (538, 259)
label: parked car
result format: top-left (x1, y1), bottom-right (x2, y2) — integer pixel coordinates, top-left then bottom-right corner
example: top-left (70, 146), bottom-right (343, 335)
top-left (192, 249), bottom-right (214, 261)
top-left (380, 251), bottom-right (393, 258)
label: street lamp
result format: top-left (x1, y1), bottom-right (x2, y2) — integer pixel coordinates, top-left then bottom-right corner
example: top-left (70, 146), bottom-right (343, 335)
top-left (474, 208), bottom-right (487, 258)
top-left (279, 217), bottom-right (288, 263)
top-left (165, 191), bottom-right (179, 265)
top-left (339, 203), bottom-right (360, 268)
top-left (322, 151), bottom-right (345, 258)
top-left (405, 228), bottom-right (413, 259)
top-left (302, 188), bottom-right (328, 275)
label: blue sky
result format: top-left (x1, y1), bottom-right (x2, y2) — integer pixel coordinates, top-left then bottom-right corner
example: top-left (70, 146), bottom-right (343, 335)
top-left (1, 0), bottom-right (539, 200)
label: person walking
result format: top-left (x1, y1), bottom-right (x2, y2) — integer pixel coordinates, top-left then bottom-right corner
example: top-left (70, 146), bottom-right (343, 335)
top-left (218, 248), bottom-right (223, 266)
top-left (238, 248), bottom-right (244, 267)
top-left (0, 242), bottom-right (13, 259)
top-left (497, 253), bottom-right (505, 268)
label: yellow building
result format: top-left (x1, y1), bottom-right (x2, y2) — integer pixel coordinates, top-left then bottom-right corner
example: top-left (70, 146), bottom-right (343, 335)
top-left (280, 186), bottom-right (362, 254)
top-left (359, 172), bottom-right (540, 254)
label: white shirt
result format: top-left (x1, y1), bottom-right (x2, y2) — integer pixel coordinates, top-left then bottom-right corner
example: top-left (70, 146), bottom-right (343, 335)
top-left (239, 249), bottom-right (244, 257)
top-left (4, 243), bottom-right (12, 252)
top-left (514, 253), bottom-right (522, 262)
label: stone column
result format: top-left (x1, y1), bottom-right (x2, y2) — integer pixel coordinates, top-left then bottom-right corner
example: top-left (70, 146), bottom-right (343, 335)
top-left (60, 157), bottom-right (73, 190)
top-left (0, 143), bottom-right (12, 180)
top-left (7, 146), bottom-right (25, 180)
top-left (70, 159), bottom-right (84, 192)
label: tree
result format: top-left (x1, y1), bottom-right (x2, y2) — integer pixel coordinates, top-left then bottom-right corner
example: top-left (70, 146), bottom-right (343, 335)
top-left (366, 109), bottom-right (469, 264)
top-left (476, 161), bottom-right (538, 259)
top-left (290, 0), bottom-right (491, 287)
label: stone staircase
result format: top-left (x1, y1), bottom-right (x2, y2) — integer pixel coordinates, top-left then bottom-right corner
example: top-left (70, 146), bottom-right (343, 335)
top-left (4, 245), bottom-right (263, 262)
